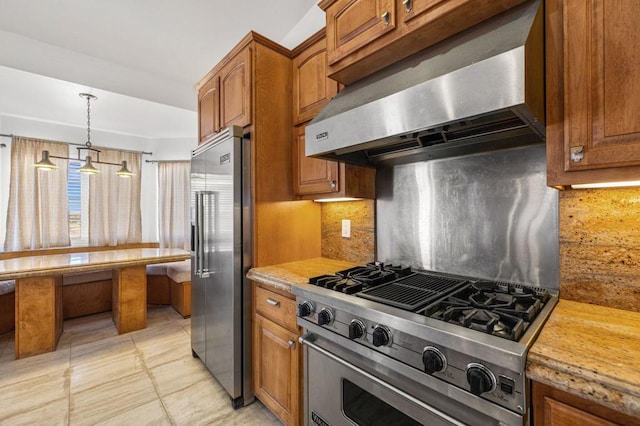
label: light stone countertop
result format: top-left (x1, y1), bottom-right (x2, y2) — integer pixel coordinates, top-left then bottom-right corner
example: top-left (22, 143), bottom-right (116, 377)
top-left (246, 257), bottom-right (357, 293)
top-left (0, 248), bottom-right (190, 280)
top-left (526, 299), bottom-right (640, 419)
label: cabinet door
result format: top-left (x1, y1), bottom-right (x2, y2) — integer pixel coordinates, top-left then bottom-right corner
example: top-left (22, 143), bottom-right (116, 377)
top-left (198, 76), bottom-right (220, 144)
top-left (293, 36), bottom-right (339, 125)
top-left (548, 0), bottom-right (640, 182)
top-left (532, 381), bottom-right (637, 426)
top-left (253, 314), bottom-right (300, 425)
top-left (293, 124), bottom-right (339, 196)
top-left (325, 0), bottom-right (396, 65)
top-left (220, 47), bottom-right (252, 129)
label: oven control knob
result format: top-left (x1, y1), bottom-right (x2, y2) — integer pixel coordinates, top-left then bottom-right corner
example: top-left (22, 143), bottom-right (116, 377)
top-left (348, 319), bottom-right (366, 340)
top-left (372, 325), bottom-right (392, 347)
top-left (466, 363), bottom-right (497, 396)
top-left (317, 308), bottom-right (334, 326)
top-left (422, 346), bottom-right (447, 374)
top-left (297, 301), bottom-right (314, 318)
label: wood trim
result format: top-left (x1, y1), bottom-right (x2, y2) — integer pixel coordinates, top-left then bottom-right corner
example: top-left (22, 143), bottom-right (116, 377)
top-left (0, 242), bottom-right (159, 260)
top-left (318, 0), bottom-right (337, 10)
top-left (291, 28), bottom-right (327, 57)
top-left (195, 31), bottom-right (292, 90)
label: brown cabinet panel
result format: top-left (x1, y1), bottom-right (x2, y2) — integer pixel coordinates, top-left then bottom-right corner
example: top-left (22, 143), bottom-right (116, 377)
top-left (255, 285), bottom-right (298, 332)
top-left (401, 0), bottom-right (448, 22)
top-left (294, 124), bottom-right (339, 196)
top-left (198, 77), bottom-right (219, 144)
top-left (326, 0), bottom-right (396, 65)
top-left (321, 0), bottom-right (526, 84)
top-left (532, 381), bottom-right (638, 426)
top-left (293, 35), bottom-right (339, 125)
top-left (547, 0), bottom-right (640, 186)
top-left (253, 313), bottom-right (300, 425)
top-left (220, 47), bottom-right (252, 129)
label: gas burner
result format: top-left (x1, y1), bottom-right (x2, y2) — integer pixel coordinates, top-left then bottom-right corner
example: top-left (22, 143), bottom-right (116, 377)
top-left (419, 280), bottom-right (549, 341)
top-left (309, 263), bottom-right (411, 294)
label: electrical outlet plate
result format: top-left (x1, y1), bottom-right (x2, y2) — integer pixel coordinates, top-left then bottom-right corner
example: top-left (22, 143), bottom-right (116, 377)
top-left (342, 219), bottom-right (351, 238)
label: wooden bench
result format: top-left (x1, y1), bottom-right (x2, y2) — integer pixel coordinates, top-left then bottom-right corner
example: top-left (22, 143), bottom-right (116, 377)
top-left (146, 259), bottom-right (191, 318)
top-left (0, 280), bottom-right (15, 335)
top-left (62, 270), bottom-right (113, 319)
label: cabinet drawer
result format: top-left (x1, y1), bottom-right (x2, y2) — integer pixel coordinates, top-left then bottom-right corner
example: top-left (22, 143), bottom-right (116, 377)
top-left (255, 286), bottom-right (297, 332)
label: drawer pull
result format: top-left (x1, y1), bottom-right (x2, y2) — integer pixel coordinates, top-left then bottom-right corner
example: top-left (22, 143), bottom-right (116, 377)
top-left (381, 11), bottom-right (391, 26)
top-left (266, 298), bottom-right (281, 307)
top-left (403, 0), bottom-right (412, 13)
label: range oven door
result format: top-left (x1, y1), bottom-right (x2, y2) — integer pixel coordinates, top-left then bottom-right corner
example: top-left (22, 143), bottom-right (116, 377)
top-left (300, 334), bottom-right (465, 426)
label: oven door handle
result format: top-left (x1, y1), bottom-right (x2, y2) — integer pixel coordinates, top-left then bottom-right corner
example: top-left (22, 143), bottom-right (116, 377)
top-left (299, 334), bottom-right (467, 426)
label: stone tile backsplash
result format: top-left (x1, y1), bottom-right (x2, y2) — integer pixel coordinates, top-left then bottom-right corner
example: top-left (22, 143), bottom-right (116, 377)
top-left (321, 200), bottom-right (375, 265)
top-left (559, 187), bottom-right (640, 312)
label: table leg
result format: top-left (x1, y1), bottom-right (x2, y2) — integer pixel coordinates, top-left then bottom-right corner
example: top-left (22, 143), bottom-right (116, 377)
top-left (15, 275), bottom-right (63, 359)
top-left (112, 265), bottom-right (147, 334)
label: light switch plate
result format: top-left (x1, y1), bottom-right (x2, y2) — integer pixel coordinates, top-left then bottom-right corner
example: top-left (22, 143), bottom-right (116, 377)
top-left (342, 219), bottom-right (351, 238)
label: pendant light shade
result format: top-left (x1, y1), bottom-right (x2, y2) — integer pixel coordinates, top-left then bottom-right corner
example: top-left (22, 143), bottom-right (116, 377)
top-left (116, 160), bottom-right (134, 177)
top-left (34, 150), bottom-right (58, 170)
top-left (78, 156), bottom-right (100, 174)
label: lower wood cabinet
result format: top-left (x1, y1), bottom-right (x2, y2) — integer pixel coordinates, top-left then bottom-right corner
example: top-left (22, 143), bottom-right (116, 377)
top-left (532, 381), bottom-right (638, 426)
top-left (253, 283), bottom-right (302, 425)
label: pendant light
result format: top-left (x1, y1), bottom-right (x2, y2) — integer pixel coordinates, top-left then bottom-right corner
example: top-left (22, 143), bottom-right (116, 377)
top-left (34, 93), bottom-right (135, 177)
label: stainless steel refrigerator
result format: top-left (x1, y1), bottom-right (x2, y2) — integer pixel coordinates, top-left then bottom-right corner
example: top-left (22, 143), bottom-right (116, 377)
top-left (190, 125), bottom-right (253, 408)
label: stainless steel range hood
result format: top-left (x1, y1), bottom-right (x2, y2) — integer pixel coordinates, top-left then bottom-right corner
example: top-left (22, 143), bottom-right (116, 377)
top-left (306, 0), bottom-right (544, 167)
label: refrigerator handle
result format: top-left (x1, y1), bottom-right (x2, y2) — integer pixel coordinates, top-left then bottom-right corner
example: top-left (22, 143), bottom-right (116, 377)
top-left (194, 191), bottom-right (201, 277)
top-left (198, 192), bottom-right (207, 277)
top-left (201, 191), bottom-right (218, 278)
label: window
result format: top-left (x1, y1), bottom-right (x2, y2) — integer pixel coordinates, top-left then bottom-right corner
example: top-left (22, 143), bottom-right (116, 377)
top-left (67, 158), bottom-right (89, 246)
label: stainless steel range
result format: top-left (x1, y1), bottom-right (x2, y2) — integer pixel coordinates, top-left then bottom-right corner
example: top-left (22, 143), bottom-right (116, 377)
top-left (294, 263), bottom-right (557, 426)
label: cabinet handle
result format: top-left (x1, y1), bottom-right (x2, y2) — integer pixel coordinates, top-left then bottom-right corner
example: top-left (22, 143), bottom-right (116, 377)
top-left (570, 145), bottom-right (584, 163)
top-left (403, 0), bottom-right (412, 13)
top-left (288, 340), bottom-right (296, 349)
top-left (381, 11), bottom-right (391, 26)
top-left (266, 298), bottom-right (280, 307)
top-left (330, 180), bottom-right (337, 189)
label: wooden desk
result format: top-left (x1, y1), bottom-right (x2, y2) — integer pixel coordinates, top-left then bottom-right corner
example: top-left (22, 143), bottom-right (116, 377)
top-left (0, 248), bottom-right (189, 359)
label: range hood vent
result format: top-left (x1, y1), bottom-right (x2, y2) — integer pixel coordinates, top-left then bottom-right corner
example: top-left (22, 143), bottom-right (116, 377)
top-left (306, 0), bottom-right (544, 167)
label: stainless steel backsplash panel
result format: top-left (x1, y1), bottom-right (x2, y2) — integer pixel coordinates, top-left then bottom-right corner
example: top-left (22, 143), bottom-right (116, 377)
top-left (376, 144), bottom-right (559, 289)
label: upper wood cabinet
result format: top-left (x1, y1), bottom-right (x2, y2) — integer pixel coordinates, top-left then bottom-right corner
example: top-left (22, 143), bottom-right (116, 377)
top-left (292, 32), bottom-right (339, 125)
top-left (291, 31), bottom-right (375, 200)
top-left (197, 76), bottom-right (219, 144)
top-left (325, 0), bottom-right (396, 66)
top-left (294, 124), bottom-right (375, 200)
top-left (546, 0), bottom-right (640, 187)
top-left (196, 42), bottom-right (253, 144)
top-left (219, 47), bottom-right (252, 130)
top-left (319, 0), bottom-right (528, 84)
top-left (294, 124), bottom-right (340, 196)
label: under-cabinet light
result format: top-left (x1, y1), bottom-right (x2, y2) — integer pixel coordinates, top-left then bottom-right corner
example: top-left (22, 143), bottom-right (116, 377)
top-left (313, 197), bottom-right (363, 203)
top-left (570, 181), bottom-right (640, 189)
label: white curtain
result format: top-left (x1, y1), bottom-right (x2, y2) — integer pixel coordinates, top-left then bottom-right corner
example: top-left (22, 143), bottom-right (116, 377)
top-left (4, 136), bottom-right (70, 251)
top-left (88, 148), bottom-right (142, 246)
top-left (157, 161), bottom-right (190, 250)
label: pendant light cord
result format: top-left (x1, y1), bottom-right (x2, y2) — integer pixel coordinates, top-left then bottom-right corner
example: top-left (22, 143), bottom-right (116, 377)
top-left (86, 94), bottom-right (92, 148)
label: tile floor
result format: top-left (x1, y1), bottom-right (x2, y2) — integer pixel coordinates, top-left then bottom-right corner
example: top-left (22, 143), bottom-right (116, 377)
top-left (0, 306), bottom-right (282, 426)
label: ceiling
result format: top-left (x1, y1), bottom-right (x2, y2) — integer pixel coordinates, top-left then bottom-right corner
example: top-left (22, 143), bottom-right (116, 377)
top-left (0, 0), bottom-right (322, 139)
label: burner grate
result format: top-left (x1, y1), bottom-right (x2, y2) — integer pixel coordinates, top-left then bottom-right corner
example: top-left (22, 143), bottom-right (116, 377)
top-left (356, 273), bottom-right (469, 311)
